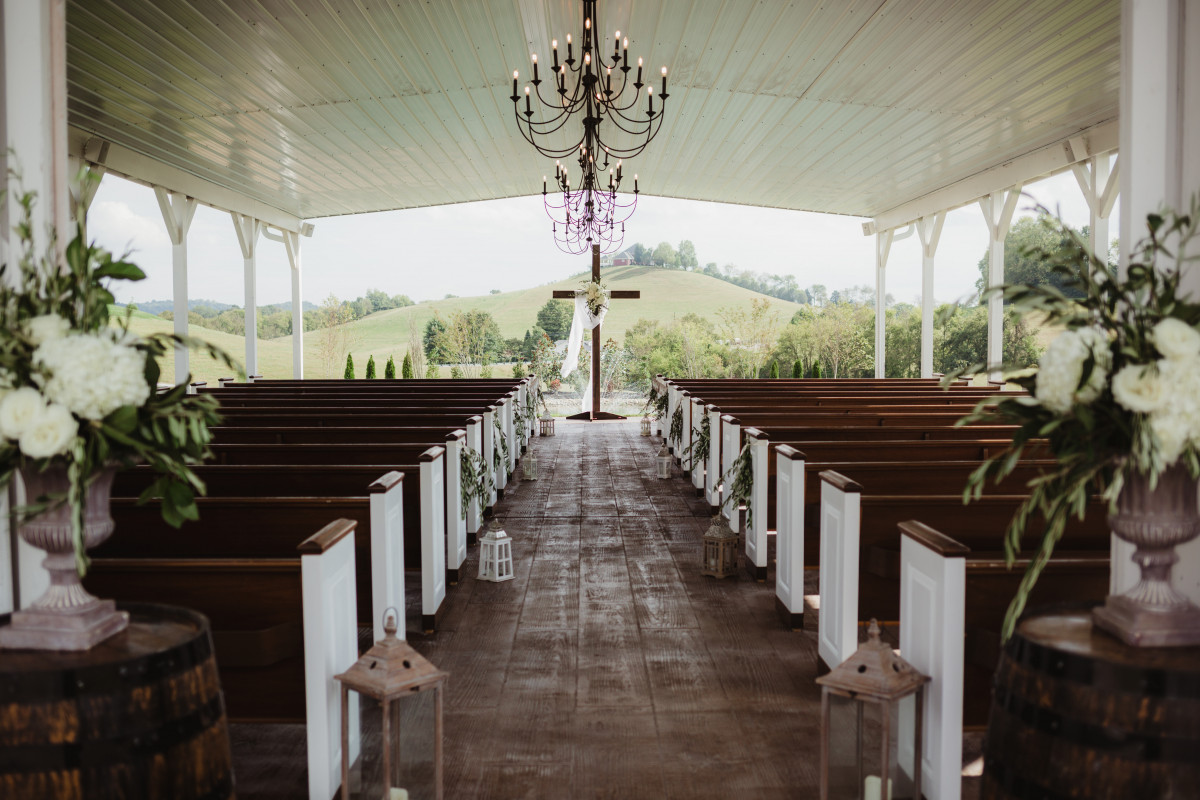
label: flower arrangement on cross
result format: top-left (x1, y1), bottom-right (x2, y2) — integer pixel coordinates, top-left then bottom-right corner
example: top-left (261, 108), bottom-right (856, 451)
top-left (581, 278), bottom-right (608, 318)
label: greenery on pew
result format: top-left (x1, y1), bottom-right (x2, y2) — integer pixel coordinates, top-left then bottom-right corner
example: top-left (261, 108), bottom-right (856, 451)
top-left (681, 413), bottom-right (711, 467)
top-left (951, 197), bottom-right (1200, 640)
top-left (669, 404), bottom-right (684, 448)
top-left (642, 385), bottom-right (668, 421)
top-left (493, 415), bottom-right (509, 472)
top-left (721, 443), bottom-right (754, 528)
top-left (460, 446), bottom-right (492, 519)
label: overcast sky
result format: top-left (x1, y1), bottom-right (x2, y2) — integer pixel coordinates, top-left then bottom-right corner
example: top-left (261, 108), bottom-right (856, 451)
top-left (89, 167), bottom-right (1114, 311)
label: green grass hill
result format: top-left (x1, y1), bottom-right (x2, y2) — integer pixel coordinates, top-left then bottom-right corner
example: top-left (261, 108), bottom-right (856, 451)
top-left (116, 266), bottom-right (804, 383)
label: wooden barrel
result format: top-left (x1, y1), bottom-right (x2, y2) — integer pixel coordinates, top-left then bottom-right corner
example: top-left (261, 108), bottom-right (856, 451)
top-left (982, 607), bottom-right (1200, 799)
top-left (0, 602), bottom-right (235, 800)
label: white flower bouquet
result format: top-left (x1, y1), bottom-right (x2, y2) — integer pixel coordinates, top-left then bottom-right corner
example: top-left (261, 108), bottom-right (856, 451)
top-left (0, 183), bottom-right (238, 574)
top-left (956, 197), bottom-right (1200, 637)
top-left (581, 279), bottom-right (608, 317)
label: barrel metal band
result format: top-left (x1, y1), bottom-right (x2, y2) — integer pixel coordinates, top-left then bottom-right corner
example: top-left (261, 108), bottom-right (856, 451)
top-left (1006, 628), bottom-right (1200, 699)
top-left (991, 682), bottom-right (1199, 762)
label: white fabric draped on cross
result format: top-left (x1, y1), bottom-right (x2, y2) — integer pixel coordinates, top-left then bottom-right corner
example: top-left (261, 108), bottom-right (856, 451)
top-left (561, 293), bottom-right (608, 413)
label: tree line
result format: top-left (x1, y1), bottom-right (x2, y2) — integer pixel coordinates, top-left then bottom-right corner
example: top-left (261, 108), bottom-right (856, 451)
top-left (157, 288), bottom-right (414, 339)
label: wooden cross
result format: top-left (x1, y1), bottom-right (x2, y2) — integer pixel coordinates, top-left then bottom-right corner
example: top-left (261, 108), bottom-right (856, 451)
top-left (552, 244), bottom-right (640, 421)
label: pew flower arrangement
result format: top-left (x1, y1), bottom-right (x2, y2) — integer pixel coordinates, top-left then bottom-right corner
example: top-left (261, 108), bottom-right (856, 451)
top-left (0, 184), bottom-right (238, 575)
top-left (460, 447), bottom-right (492, 520)
top-left (681, 413), bottom-right (711, 467)
top-left (955, 197), bottom-right (1200, 638)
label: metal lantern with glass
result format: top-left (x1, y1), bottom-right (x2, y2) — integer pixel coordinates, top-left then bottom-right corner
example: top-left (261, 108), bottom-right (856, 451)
top-left (522, 451), bottom-right (538, 481)
top-left (701, 515), bottom-right (738, 579)
top-left (335, 609), bottom-right (447, 800)
top-left (539, 414), bottom-right (556, 437)
top-left (478, 525), bottom-right (515, 583)
top-left (640, 416), bottom-right (652, 436)
top-left (656, 442), bottom-right (671, 479)
top-left (816, 620), bottom-right (929, 800)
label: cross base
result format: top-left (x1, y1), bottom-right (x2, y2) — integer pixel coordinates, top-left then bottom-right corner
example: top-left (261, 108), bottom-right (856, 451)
top-left (566, 411), bottom-right (627, 421)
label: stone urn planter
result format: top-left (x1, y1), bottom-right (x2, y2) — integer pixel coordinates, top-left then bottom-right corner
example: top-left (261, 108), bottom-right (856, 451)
top-left (0, 463), bottom-right (129, 650)
top-left (1092, 464), bottom-right (1200, 647)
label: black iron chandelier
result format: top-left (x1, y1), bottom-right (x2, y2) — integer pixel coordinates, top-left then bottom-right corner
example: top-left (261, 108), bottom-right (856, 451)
top-left (510, 0), bottom-right (668, 254)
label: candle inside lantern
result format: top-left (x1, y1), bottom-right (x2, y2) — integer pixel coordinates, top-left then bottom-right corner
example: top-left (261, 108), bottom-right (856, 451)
top-left (863, 775), bottom-right (892, 800)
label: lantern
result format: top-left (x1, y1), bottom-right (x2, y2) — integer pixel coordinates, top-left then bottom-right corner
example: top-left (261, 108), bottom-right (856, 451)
top-left (656, 443), bottom-right (671, 479)
top-left (478, 526), bottom-right (514, 582)
top-left (522, 452), bottom-right (538, 481)
top-left (640, 416), bottom-right (652, 436)
top-left (335, 609), bottom-right (447, 800)
top-left (817, 620), bottom-right (929, 800)
top-left (701, 515), bottom-right (738, 578)
top-left (539, 414), bottom-right (555, 436)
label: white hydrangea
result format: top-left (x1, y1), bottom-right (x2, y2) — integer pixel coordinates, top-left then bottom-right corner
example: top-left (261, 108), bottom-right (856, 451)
top-left (1034, 328), bottom-right (1111, 413)
top-left (1152, 318), bottom-right (1200, 361)
top-left (0, 387), bottom-right (47, 440)
top-left (33, 333), bottom-right (150, 420)
top-left (1147, 357), bottom-right (1200, 464)
top-left (1111, 363), bottom-right (1165, 414)
top-left (18, 403), bottom-right (77, 459)
top-left (24, 314), bottom-right (71, 345)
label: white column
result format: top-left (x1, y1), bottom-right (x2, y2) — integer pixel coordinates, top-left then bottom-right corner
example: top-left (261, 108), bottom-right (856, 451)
top-left (1116, 0), bottom-right (1200, 601)
top-left (978, 187), bottom-right (1022, 376)
top-left (1071, 153), bottom-right (1120, 265)
top-left (2, 0), bottom-right (69, 274)
top-left (289, 234), bottom-right (304, 380)
top-left (232, 213), bottom-right (261, 377)
top-left (873, 229), bottom-right (894, 378)
top-left (916, 212), bottom-right (946, 378)
top-left (155, 188), bottom-right (197, 386)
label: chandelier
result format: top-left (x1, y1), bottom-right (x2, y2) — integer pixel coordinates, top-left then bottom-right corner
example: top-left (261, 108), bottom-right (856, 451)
top-left (510, 0), bottom-right (668, 254)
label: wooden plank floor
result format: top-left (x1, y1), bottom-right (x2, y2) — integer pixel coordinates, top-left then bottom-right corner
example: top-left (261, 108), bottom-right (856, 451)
top-left (229, 420), bottom-right (983, 798)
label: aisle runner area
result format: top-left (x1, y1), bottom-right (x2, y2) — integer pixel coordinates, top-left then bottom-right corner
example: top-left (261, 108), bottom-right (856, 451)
top-left (419, 421), bottom-right (821, 798)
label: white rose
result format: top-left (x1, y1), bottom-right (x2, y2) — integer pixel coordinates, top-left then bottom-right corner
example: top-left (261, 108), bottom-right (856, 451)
top-left (18, 403), bottom-right (77, 459)
top-left (0, 387), bottom-right (47, 439)
top-left (1035, 328), bottom-right (1111, 413)
top-left (24, 314), bottom-right (71, 345)
top-left (1112, 363), bottom-right (1165, 414)
top-left (34, 334), bottom-right (150, 420)
top-left (1151, 411), bottom-right (1190, 465)
top-left (1152, 318), bottom-right (1200, 361)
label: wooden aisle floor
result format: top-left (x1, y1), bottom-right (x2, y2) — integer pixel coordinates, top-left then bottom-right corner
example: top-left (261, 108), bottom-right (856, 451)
top-left (229, 420), bottom-right (982, 798)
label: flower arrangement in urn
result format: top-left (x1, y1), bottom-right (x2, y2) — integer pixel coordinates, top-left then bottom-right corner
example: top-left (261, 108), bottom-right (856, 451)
top-left (0, 182), bottom-right (237, 650)
top-left (957, 196), bottom-right (1200, 645)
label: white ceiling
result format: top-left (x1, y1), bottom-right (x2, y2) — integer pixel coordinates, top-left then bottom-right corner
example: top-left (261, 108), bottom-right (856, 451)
top-left (65, 0), bottom-right (1120, 224)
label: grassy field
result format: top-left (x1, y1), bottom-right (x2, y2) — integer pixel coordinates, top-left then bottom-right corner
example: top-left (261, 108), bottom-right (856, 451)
top-left (117, 267), bottom-right (804, 383)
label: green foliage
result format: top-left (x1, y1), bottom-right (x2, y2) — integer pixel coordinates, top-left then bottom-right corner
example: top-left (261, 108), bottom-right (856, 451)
top-left (459, 446), bottom-right (493, 520)
top-left (975, 215), bottom-right (1112, 300)
top-left (365, 355), bottom-right (376, 379)
top-left (810, 362), bottom-right (822, 378)
top-left (384, 355), bottom-right (396, 379)
top-left (956, 198), bottom-right (1200, 640)
top-left (681, 413), bottom-right (711, 466)
top-left (423, 317), bottom-right (449, 363)
top-left (512, 361), bottom-right (526, 379)
top-left (768, 360), bottom-right (779, 379)
top-left (669, 404), bottom-right (684, 447)
top-left (401, 351), bottom-right (413, 379)
top-left (791, 359), bottom-right (803, 378)
top-left (343, 353), bottom-right (355, 379)
top-left (425, 363), bottom-right (439, 378)
top-left (450, 365), bottom-right (463, 379)
top-left (481, 363), bottom-right (493, 378)
top-left (493, 415), bottom-right (509, 472)
top-left (536, 299), bottom-right (573, 340)
top-left (721, 444), bottom-right (754, 527)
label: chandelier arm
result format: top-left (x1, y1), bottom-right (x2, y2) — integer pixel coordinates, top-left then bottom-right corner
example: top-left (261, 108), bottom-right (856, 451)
top-left (519, 111), bottom-right (584, 143)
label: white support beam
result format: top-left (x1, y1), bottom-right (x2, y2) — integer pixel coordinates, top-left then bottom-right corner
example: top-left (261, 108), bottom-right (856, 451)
top-left (979, 187), bottom-right (1022, 377)
top-left (1116, 0), bottom-right (1200, 602)
top-left (155, 188), bottom-right (197, 386)
top-left (1072, 154), bottom-right (1120, 265)
top-left (3, 0), bottom-right (69, 273)
top-left (232, 213), bottom-right (262, 377)
top-left (68, 127), bottom-right (306, 235)
top-left (872, 119), bottom-right (1118, 233)
top-left (264, 225), bottom-right (311, 379)
top-left (873, 229), bottom-right (894, 378)
top-left (916, 212), bottom-right (946, 379)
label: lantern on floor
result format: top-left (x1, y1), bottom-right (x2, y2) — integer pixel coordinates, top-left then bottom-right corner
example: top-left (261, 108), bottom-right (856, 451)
top-left (335, 609), bottom-right (447, 800)
top-left (701, 515), bottom-right (738, 578)
top-left (640, 416), bottom-right (652, 436)
top-left (478, 525), bottom-right (514, 582)
top-left (522, 451), bottom-right (538, 481)
top-left (539, 414), bottom-right (555, 437)
top-left (656, 443), bottom-right (671, 479)
top-left (817, 620), bottom-right (929, 800)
